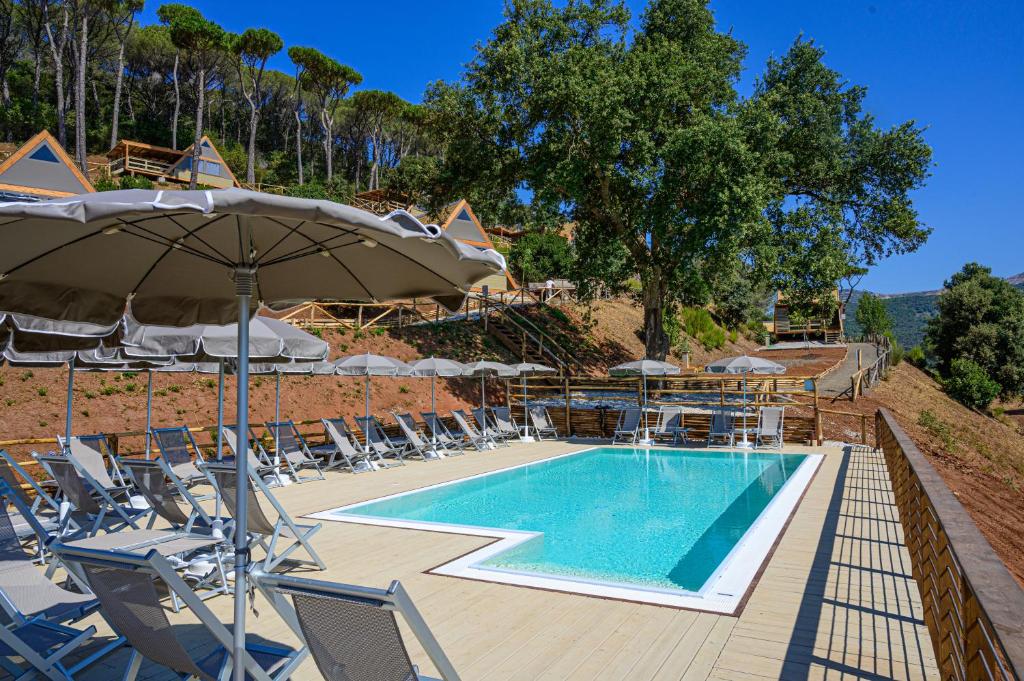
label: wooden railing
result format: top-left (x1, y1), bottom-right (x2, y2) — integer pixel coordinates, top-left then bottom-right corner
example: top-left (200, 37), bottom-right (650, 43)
top-left (849, 335), bottom-right (892, 400)
top-left (876, 409), bottom-right (1024, 680)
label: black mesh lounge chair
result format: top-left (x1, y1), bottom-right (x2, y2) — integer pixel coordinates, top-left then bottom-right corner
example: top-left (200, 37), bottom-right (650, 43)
top-left (528, 407), bottom-right (559, 440)
top-left (201, 462), bottom-right (326, 572)
top-left (320, 418), bottom-right (378, 472)
top-left (355, 416), bottom-right (408, 463)
top-left (51, 544), bottom-right (306, 681)
top-left (472, 408), bottom-right (512, 447)
top-left (34, 453), bottom-right (148, 536)
top-left (0, 481), bottom-right (127, 680)
top-left (653, 406), bottom-right (690, 444)
top-left (707, 409), bottom-right (735, 447)
top-left (264, 420), bottom-right (326, 483)
top-left (255, 570), bottom-right (461, 681)
top-left (490, 407), bottom-right (523, 440)
top-left (451, 410), bottom-right (493, 450)
top-left (612, 408), bottom-right (643, 444)
top-left (392, 413), bottom-right (443, 460)
top-left (419, 412), bottom-right (466, 455)
top-left (150, 426), bottom-right (216, 496)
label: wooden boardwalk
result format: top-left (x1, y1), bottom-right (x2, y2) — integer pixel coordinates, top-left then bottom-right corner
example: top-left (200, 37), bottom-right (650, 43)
top-left (64, 441), bottom-right (937, 681)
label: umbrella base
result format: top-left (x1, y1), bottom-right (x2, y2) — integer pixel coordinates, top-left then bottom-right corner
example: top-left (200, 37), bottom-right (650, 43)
top-left (519, 435), bottom-right (536, 443)
top-left (735, 439), bottom-right (755, 450)
top-left (263, 472), bottom-right (293, 486)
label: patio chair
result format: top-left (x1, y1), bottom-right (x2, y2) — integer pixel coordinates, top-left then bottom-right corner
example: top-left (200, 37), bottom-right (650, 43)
top-left (654, 406), bottom-right (690, 444)
top-left (201, 462), bottom-right (326, 572)
top-left (393, 413), bottom-right (444, 459)
top-left (57, 434), bottom-right (131, 497)
top-left (264, 420), bottom-right (326, 483)
top-left (150, 426), bottom-right (215, 495)
top-left (119, 459), bottom-right (219, 533)
top-left (355, 416), bottom-right (409, 463)
top-left (612, 408), bottom-right (643, 444)
top-left (51, 544), bottom-right (305, 681)
top-left (0, 450), bottom-right (66, 544)
top-left (491, 407), bottom-right (523, 440)
top-left (321, 418), bottom-right (379, 472)
top-left (529, 406), bottom-right (559, 440)
top-left (255, 570), bottom-right (461, 681)
top-left (450, 410), bottom-right (491, 450)
top-left (220, 426), bottom-right (279, 479)
top-left (34, 453), bottom-right (147, 536)
top-left (472, 407), bottom-right (512, 447)
top-left (420, 412), bottom-right (467, 454)
top-left (755, 406), bottom-right (786, 449)
top-left (707, 409), bottom-right (735, 447)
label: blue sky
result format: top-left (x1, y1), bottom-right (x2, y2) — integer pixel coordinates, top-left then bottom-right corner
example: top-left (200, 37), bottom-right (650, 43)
top-left (141, 1), bottom-right (1023, 293)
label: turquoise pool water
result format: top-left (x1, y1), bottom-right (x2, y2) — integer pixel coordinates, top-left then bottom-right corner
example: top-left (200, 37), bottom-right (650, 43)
top-left (337, 447), bottom-right (807, 592)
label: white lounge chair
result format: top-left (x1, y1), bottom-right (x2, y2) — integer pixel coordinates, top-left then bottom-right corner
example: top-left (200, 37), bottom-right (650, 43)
top-left (490, 407), bottom-right (523, 439)
top-left (420, 412), bottom-right (467, 454)
top-left (34, 453), bottom-right (147, 536)
top-left (755, 406), bottom-right (785, 449)
top-left (393, 413), bottom-right (445, 459)
top-left (451, 410), bottom-right (491, 450)
top-left (150, 426), bottom-right (213, 492)
top-left (612, 408), bottom-right (643, 444)
top-left (220, 426), bottom-right (279, 480)
top-left (355, 416), bottom-right (409, 463)
top-left (654, 406), bottom-right (690, 444)
top-left (472, 408), bottom-right (513, 447)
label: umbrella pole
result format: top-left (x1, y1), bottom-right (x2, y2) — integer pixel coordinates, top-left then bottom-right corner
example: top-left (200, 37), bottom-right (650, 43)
top-left (431, 376), bottom-right (437, 442)
top-left (275, 371), bottom-right (281, 463)
top-left (231, 272), bottom-right (252, 681)
top-left (216, 361), bottom-right (225, 461)
top-left (481, 375), bottom-right (485, 410)
top-left (522, 375), bottom-right (531, 441)
top-left (144, 370), bottom-right (153, 458)
top-left (63, 357), bottom-right (75, 451)
top-left (365, 374), bottom-right (370, 421)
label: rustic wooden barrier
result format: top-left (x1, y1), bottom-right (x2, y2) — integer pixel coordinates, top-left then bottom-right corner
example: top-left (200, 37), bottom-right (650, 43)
top-left (876, 409), bottom-right (1024, 680)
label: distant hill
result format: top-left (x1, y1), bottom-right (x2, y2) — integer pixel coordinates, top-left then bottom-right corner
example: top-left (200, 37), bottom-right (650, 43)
top-left (845, 272), bottom-right (1024, 348)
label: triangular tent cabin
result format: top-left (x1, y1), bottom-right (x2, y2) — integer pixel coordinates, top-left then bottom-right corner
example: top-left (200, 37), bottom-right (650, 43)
top-left (105, 135), bottom-right (240, 189)
top-left (0, 130), bottom-right (95, 201)
top-left (436, 199), bottom-right (517, 292)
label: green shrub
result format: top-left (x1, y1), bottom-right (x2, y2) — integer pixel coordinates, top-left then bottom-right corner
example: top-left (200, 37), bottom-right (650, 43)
top-left (700, 325), bottom-right (726, 351)
top-left (20, 370), bottom-right (32, 381)
top-left (398, 386), bottom-right (409, 394)
top-left (308, 327), bottom-right (323, 339)
top-left (4, 399), bottom-right (14, 407)
top-left (202, 378), bottom-right (217, 389)
top-left (945, 358), bottom-right (1001, 411)
top-left (84, 390), bottom-right (97, 399)
top-left (681, 307), bottom-right (715, 338)
top-left (80, 409), bottom-right (89, 417)
top-left (907, 345), bottom-right (926, 367)
top-left (36, 387), bottom-right (47, 397)
top-left (918, 409), bottom-right (956, 451)
top-left (124, 382), bottom-right (137, 393)
top-left (100, 385), bottom-right (120, 396)
top-left (885, 331), bottom-right (904, 367)
top-left (154, 388), bottom-right (168, 397)
top-left (167, 384), bottom-right (182, 393)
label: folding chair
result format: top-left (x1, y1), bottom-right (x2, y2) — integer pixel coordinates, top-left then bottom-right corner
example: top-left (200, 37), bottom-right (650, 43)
top-left (419, 412), bottom-right (467, 455)
top-left (0, 450), bottom-right (67, 545)
top-left (490, 407), bottom-right (523, 440)
top-left (57, 434), bottom-right (131, 496)
top-left (119, 459), bottom-right (219, 533)
top-left (451, 410), bottom-right (492, 450)
top-left (612, 408), bottom-right (643, 444)
top-left (392, 413), bottom-right (444, 460)
top-left (201, 462), bottom-right (326, 572)
top-left (264, 420), bottom-right (326, 482)
top-left (707, 409), bottom-right (735, 447)
top-left (472, 408), bottom-right (512, 447)
top-left (150, 426), bottom-right (216, 496)
top-left (255, 570), bottom-right (461, 681)
top-left (755, 406), bottom-right (786, 449)
top-left (529, 406), bottom-right (559, 440)
top-left (321, 418), bottom-right (378, 472)
top-left (34, 453), bottom-right (148, 536)
top-left (355, 416), bottom-right (408, 464)
top-left (653, 406), bottom-right (690, 444)
top-left (50, 544), bottom-right (306, 681)
top-left (220, 426), bottom-right (279, 479)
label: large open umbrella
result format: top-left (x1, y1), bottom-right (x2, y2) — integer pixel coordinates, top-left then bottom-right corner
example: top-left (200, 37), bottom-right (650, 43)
top-left (510, 362), bottom-right (557, 441)
top-left (408, 357), bottom-right (466, 424)
top-left (705, 355), bottom-right (786, 448)
top-left (609, 359), bottom-right (681, 444)
top-left (0, 187), bottom-right (503, 679)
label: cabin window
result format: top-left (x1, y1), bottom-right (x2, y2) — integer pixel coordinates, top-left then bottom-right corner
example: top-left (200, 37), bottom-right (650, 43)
top-left (29, 145), bottom-right (59, 163)
top-left (199, 160), bottom-right (221, 176)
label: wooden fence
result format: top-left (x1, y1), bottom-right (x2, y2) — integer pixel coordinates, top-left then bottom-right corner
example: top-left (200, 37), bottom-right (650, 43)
top-left (876, 409), bottom-right (1024, 680)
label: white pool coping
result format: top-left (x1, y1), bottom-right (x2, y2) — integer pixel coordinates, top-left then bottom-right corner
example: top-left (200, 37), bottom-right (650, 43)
top-left (308, 447), bottom-right (823, 614)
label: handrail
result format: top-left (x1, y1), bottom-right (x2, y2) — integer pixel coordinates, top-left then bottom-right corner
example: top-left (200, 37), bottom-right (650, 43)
top-left (482, 294), bottom-right (582, 373)
top-left (876, 409), bottom-right (1024, 680)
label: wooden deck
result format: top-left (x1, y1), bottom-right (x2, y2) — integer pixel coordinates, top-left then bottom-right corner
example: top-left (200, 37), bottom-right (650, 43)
top-left (67, 441), bottom-right (938, 681)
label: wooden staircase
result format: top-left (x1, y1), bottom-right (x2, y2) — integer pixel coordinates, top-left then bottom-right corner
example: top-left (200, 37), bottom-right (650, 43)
top-left (483, 300), bottom-right (582, 376)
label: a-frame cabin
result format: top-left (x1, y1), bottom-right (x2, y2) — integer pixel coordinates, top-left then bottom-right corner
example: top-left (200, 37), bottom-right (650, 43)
top-left (0, 130), bottom-right (95, 201)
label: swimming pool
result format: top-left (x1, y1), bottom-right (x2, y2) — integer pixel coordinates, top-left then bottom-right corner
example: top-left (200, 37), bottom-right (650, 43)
top-left (313, 446), bottom-right (821, 612)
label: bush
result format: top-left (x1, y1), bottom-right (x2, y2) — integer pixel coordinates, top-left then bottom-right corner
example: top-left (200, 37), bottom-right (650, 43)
top-left (680, 307), bottom-right (726, 350)
top-left (885, 331), bottom-right (904, 367)
top-left (945, 358), bottom-right (1001, 411)
top-left (907, 345), bottom-right (926, 367)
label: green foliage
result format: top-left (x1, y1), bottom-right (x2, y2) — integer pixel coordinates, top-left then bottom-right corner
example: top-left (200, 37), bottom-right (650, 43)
top-left (855, 293), bottom-right (892, 338)
top-left (680, 307), bottom-right (726, 350)
top-left (100, 385), bottom-right (120, 396)
top-left (918, 409), bottom-right (956, 451)
top-left (508, 232), bottom-right (573, 284)
top-left (284, 180), bottom-right (352, 204)
top-left (945, 358), bottom-right (1002, 411)
top-left (19, 371), bottom-right (32, 381)
top-left (167, 384), bottom-right (182, 393)
top-left (926, 262), bottom-right (1024, 398)
top-left (907, 345), bottom-right (926, 367)
top-left (124, 382), bottom-right (137, 392)
top-left (84, 390), bottom-right (97, 399)
top-left (36, 387), bottom-right (47, 397)
top-left (398, 386), bottom-right (409, 394)
top-left (886, 331), bottom-right (904, 367)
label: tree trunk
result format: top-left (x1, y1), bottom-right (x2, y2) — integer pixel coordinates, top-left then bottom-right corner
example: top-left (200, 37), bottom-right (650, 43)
top-left (189, 67), bottom-right (205, 190)
top-left (246, 102), bottom-right (258, 184)
top-left (294, 110), bottom-right (303, 185)
top-left (46, 7), bottom-right (68, 148)
top-left (74, 9), bottom-right (87, 173)
top-left (32, 50), bottom-right (41, 109)
top-left (170, 52), bottom-right (179, 149)
top-left (322, 114), bottom-right (332, 182)
top-left (642, 277), bottom-right (669, 361)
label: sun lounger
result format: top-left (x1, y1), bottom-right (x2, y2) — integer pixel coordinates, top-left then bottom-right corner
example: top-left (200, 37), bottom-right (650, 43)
top-left (34, 453), bottom-right (147, 536)
top-left (220, 426), bottom-right (279, 479)
top-left (755, 406), bottom-right (785, 449)
top-left (654, 406), bottom-right (690, 444)
top-left (491, 407), bottom-right (523, 440)
top-left (420, 412), bottom-right (467, 454)
top-left (150, 426), bottom-right (215, 494)
top-left (612, 408), bottom-right (643, 444)
top-left (451, 410), bottom-right (491, 450)
top-left (355, 416), bottom-right (408, 463)
top-left (393, 413), bottom-right (444, 459)
top-left (201, 461), bottom-right (325, 572)
top-left (50, 544), bottom-right (306, 681)
top-left (119, 459), bottom-right (220, 533)
top-left (707, 409), bottom-right (735, 447)
top-left (529, 406), bottom-right (559, 440)
top-left (0, 450), bottom-right (66, 545)
top-left (57, 434), bottom-right (130, 496)
top-left (264, 420), bottom-right (326, 483)
top-left (255, 570), bottom-right (461, 681)
top-left (472, 407), bottom-right (513, 447)
top-left (320, 418), bottom-right (378, 472)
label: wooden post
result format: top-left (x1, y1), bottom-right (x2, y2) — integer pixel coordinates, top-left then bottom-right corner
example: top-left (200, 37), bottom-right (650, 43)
top-left (564, 377), bottom-right (571, 436)
top-left (851, 375), bottom-right (857, 402)
top-left (357, 306), bottom-right (363, 328)
top-left (719, 380), bottom-right (725, 407)
top-left (397, 306), bottom-right (403, 329)
top-left (813, 378), bottom-right (822, 445)
top-left (857, 349), bottom-right (863, 371)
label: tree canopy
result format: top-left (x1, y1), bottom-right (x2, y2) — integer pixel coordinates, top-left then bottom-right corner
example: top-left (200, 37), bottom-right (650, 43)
top-left (854, 292), bottom-right (892, 338)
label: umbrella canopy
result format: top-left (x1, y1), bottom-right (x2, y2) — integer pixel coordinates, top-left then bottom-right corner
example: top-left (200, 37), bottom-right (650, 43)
top-left (608, 359), bottom-right (681, 376)
top-left (704, 355), bottom-right (786, 375)
top-left (335, 353), bottom-right (412, 420)
top-left (408, 357), bottom-right (466, 418)
top-left (462, 361), bottom-right (516, 411)
top-left (121, 316), bottom-right (328, 362)
top-left (1, 311), bottom-right (121, 352)
top-left (0, 188), bottom-right (502, 681)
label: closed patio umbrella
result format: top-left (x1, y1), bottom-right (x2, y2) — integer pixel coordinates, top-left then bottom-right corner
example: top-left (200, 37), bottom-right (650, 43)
top-left (705, 355), bottom-right (786, 449)
top-left (0, 187), bottom-right (503, 680)
top-left (510, 362), bottom-right (557, 441)
top-left (609, 359), bottom-right (681, 444)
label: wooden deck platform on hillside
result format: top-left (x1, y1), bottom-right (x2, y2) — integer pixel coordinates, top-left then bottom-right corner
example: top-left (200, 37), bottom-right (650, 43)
top-left (68, 441), bottom-right (937, 681)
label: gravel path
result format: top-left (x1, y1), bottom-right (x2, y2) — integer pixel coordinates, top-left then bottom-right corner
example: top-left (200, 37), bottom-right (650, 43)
top-left (817, 342), bottom-right (880, 397)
